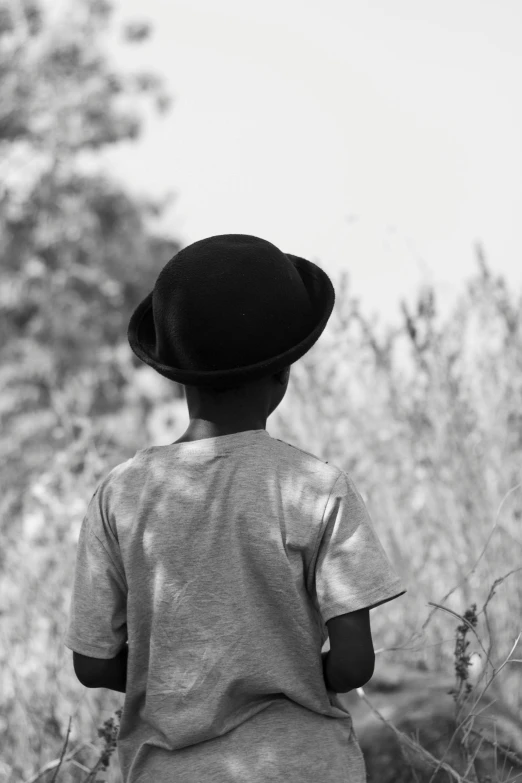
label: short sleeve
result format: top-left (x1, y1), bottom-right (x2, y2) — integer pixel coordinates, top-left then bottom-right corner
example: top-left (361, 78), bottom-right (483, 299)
top-left (64, 480), bottom-right (128, 659)
top-left (314, 471), bottom-right (407, 623)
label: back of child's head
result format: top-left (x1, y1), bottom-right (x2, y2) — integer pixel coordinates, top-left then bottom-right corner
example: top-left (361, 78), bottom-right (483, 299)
top-left (197, 365), bottom-right (291, 398)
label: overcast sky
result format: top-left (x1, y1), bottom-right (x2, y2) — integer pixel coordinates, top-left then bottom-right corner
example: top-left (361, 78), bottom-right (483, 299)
top-left (87, 0), bottom-right (522, 344)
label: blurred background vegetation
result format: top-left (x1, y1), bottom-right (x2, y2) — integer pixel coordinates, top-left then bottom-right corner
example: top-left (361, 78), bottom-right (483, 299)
top-left (1, 0), bottom-right (521, 781)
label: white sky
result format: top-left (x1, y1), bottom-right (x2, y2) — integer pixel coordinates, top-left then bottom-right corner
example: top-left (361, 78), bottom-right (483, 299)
top-left (93, 0), bottom-right (522, 341)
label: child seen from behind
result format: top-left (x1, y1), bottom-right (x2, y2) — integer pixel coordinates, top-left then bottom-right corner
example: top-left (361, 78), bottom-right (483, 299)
top-left (65, 234), bottom-right (407, 782)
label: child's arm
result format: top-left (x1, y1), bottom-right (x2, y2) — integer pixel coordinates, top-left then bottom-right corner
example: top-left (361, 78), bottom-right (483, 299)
top-left (323, 608), bottom-right (375, 693)
top-left (73, 644), bottom-right (128, 693)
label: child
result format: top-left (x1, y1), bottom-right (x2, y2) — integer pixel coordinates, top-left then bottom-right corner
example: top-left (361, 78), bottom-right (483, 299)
top-left (65, 234), bottom-right (407, 782)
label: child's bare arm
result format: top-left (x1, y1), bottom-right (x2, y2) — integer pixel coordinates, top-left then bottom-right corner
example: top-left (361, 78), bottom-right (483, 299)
top-left (323, 608), bottom-right (375, 692)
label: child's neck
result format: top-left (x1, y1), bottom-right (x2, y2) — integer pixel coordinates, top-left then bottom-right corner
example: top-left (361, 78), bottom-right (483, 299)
top-left (173, 421), bottom-right (266, 443)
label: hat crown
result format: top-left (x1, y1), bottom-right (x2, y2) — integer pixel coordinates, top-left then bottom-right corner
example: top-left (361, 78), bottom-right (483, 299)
top-left (153, 234), bottom-right (314, 374)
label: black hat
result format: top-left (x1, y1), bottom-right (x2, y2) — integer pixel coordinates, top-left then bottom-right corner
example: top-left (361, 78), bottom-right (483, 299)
top-left (127, 234), bottom-right (335, 390)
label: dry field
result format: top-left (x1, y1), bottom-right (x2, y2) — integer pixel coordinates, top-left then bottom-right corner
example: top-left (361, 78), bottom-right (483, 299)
top-left (1, 262), bottom-right (522, 782)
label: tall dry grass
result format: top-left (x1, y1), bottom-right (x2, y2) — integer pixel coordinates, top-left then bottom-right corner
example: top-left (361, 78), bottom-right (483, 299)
top-left (1, 246), bottom-right (521, 781)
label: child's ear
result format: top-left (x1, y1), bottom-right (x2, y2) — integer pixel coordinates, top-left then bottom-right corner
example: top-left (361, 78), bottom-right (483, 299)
top-left (276, 367), bottom-right (290, 385)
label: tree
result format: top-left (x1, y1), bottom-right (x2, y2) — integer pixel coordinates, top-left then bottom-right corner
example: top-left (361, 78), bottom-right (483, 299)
top-left (0, 0), bottom-right (181, 499)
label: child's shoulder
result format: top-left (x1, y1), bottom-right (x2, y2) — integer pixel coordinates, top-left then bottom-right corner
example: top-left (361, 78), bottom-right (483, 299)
top-left (268, 436), bottom-right (344, 479)
top-left (95, 455), bottom-right (140, 494)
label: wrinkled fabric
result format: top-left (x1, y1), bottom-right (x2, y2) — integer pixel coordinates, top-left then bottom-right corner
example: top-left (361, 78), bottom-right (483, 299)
top-left (65, 429), bottom-right (406, 782)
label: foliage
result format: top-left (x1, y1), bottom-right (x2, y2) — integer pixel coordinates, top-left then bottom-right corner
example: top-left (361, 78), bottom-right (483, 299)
top-left (0, 0), bottom-right (181, 545)
top-left (0, 2), bottom-right (180, 775)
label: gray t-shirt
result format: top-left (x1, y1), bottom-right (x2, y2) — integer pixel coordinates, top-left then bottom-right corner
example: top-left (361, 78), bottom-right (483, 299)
top-left (64, 429), bottom-right (406, 782)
